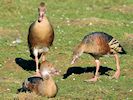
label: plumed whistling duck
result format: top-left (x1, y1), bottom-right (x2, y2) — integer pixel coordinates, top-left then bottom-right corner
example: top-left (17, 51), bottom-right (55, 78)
top-left (71, 32), bottom-right (126, 82)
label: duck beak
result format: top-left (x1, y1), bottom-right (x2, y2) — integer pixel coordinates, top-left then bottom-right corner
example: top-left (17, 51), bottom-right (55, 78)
top-left (38, 12), bottom-right (44, 22)
top-left (50, 68), bottom-right (61, 76)
top-left (71, 55), bottom-right (78, 64)
top-left (71, 60), bottom-right (75, 65)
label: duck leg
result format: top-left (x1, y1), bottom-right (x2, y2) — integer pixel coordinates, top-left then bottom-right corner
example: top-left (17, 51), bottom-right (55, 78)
top-left (85, 59), bottom-right (100, 82)
top-left (35, 56), bottom-right (40, 76)
top-left (112, 54), bottom-right (120, 79)
top-left (34, 49), bottom-right (41, 76)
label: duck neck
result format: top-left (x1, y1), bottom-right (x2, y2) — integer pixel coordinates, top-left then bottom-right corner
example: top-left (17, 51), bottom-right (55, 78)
top-left (74, 43), bottom-right (85, 56)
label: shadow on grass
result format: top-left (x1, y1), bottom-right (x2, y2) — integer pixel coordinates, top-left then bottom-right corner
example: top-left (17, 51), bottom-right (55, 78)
top-left (15, 58), bottom-right (36, 71)
top-left (63, 66), bottom-right (114, 79)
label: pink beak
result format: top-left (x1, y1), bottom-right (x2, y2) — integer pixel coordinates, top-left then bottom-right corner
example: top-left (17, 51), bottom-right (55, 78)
top-left (71, 55), bottom-right (79, 64)
top-left (38, 12), bottom-right (44, 22)
top-left (71, 58), bottom-right (76, 64)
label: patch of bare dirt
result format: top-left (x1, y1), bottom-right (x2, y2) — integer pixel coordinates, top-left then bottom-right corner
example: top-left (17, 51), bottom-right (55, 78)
top-left (109, 5), bottom-right (133, 14)
top-left (123, 68), bottom-right (133, 78)
top-left (0, 27), bottom-right (19, 36)
top-left (124, 33), bottom-right (133, 40)
top-left (63, 17), bottom-right (122, 27)
top-left (121, 33), bottom-right (133, 56)
top-left (15, 92), bottom-right (56, 100)
top-left (0, 58), bottom-right (30, 83)
top-left (2, 58), bottom-right (23, 72)
top-left (2, 0), bottom-right (13, 3)
top-left (15, 92), bottom-right (42, 100)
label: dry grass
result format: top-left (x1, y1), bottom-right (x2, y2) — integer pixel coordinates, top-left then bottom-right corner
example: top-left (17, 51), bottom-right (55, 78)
top-left (63, 17), bottom-right (124, 27)
top-left (0, 0), bottom-right (133, 99)
top-left (109, 4), bottom-right (133, 14)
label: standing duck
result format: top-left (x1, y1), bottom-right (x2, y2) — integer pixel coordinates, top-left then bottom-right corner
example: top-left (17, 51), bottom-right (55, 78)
top-left (28, 2), bottom-right (54, 76)
top-left (71, 32), bottom-right (126, 82)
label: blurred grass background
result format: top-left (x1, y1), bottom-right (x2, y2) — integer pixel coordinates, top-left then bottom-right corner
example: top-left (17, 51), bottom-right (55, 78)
top-left (0, 0), bottom-right (133, 99)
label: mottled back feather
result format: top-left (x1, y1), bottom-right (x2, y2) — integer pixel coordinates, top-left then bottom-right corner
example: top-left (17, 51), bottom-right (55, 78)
top-left (73, 32), bottom-right (126, 60)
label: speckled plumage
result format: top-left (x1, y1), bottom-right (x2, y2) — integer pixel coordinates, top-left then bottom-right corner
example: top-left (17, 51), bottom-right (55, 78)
top-left (71, 32), bottom-right (126, 82)
top-left (73, 32), bottom-right (126, 59)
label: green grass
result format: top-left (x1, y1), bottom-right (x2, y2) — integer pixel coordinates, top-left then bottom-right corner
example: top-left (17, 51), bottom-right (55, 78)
top-left (0, 0), bottom-right (133, 99)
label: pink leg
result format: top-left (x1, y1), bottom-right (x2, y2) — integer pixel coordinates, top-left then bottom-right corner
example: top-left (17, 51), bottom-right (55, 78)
top-left (85, 59), bottom-right (100, 82)
top-left (112, 54), bottom-right (120, 79)
top-left (34, 56), bottom-right (41, 76)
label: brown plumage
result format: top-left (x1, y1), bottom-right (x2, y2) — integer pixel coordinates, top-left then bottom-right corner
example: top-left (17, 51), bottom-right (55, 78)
top-left (71, 32), bottom-right (126, 82)
top-left (40, 60), bottom-right (60, 76)
top-left (28, 2), bottom-right (54, 75)
top-left (17, 61), bottom-right (58, 98)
